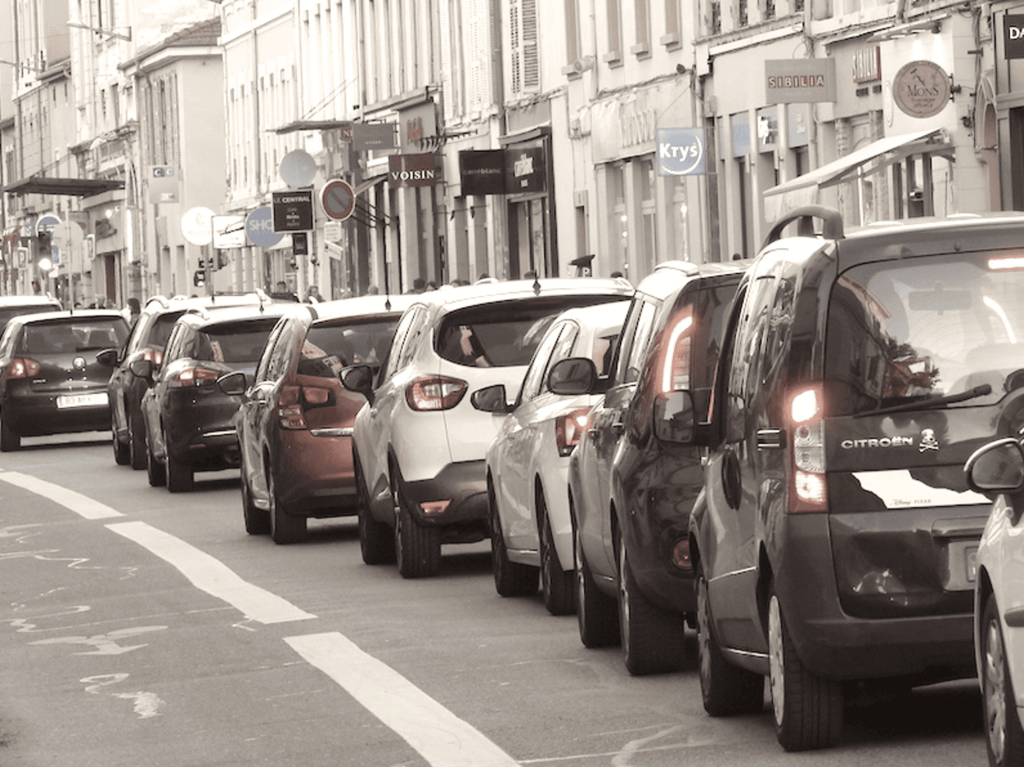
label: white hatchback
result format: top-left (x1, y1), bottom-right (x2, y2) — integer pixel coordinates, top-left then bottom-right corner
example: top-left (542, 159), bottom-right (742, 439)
top-left (341, 278), bottom-right (634, 578)
top-left (478, 301), bottom-right (629, 614)
top-left (965, 436), bottom-right (1024, 767)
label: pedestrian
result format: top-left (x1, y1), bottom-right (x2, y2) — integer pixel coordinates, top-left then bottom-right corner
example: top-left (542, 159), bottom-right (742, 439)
top-left (365, 285), bottom-right (380, 295)
top-left (270, 280), bottom-right (298, 302)
top-left (305, 285), bottom-right (324, 303)
top-left (125, 297), bottom-right (141, 328)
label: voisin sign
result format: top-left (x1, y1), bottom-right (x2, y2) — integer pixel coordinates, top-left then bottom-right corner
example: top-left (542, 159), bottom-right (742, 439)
top-left (388, 153), bottom-right (442, 188)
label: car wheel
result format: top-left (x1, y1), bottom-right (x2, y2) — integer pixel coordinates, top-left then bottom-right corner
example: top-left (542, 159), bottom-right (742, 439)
top-left (540, 501), bottom-right (574, 616)
top-left (696, 567), bottom-right (764, 716)
top-left (0, 409), bottom-right (20, 452)
top-left (392, 463), bottom-right (441, 578)
top-left (355, 456), bottom-right (393, 564)
top-left (982, 593), bottom-right (1024, 767)
top-left (618, 535), bottom-right (685, 675)
top-left (268, 466), bottom-right (305, 544)
top-left (489, 481), bottom-right (538, 596)
top-left (573, 500), bottom-right (619, 647)
top-left (146, 442), bottom-right (166, 487)
top-left (128, 409), bottom-right (147, 470)
top-left (768, 585), bottom-right (843, 751)
top-left (240, 463), bottom-right (270, 535)
top-left (165, 450), bottom-right (194, 493)
top-left (112, 427), bottom-right (130, 465)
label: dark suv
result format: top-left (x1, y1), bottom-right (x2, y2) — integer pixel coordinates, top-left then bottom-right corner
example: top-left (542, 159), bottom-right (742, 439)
top-left (562, 260), bottom-right (747, 675)
top-left (101, 294), bottom-right (263, 469)
top-left (137, 303), bottom-right (289, 492)
top-left (0, 310), bottom-right (129, 450)
top-left (687, 207), bottom-right (1024, 751)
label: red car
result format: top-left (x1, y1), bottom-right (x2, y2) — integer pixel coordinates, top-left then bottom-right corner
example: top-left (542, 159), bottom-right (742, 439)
top-left (220, 295), bottom-right (415, 543)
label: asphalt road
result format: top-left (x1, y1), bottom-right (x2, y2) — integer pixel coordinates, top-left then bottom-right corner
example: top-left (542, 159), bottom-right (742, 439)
top-left (0, 433), bottom-right (988, 767)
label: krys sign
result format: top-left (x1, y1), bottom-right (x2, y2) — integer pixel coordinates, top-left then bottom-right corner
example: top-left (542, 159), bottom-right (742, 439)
top-left (657, 128), bottom-right (706, 176)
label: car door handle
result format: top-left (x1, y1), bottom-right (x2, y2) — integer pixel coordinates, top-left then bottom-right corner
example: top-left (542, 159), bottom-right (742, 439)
top-left (756, 428), bottom-right (785, 449)
top-left (611, 421), bottom-right (624, 433)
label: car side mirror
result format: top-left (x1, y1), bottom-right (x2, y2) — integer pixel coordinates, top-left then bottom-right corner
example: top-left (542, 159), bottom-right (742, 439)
top-left (470, 384), bottom-right (512, 414)
top-left (217, 370), bottom-right (248, 397)
top-left (965, 438), bottom-right (1024, 497)
top-left (96, 348), bottom-right (119, 367)
top-left (128, 358), bottom-right (154, 381)
top-left (548, 357), bottom-right (598, 396)
top-left (653, 390), bottom-right (696, 444)
top-left (340, 364), bottom-right (375, 405)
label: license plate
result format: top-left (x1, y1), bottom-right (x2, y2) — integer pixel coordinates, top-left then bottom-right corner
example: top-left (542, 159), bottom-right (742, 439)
top-left (56, 392), bottom-right (108, 409)
top-left (966, 546), bottom-right (978, 583)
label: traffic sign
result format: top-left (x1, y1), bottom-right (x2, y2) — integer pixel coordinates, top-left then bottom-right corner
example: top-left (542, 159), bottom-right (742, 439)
top-left (320, 179), bottom-right (355, 221)
top-left (37, 214), bottom-right (62, 234)
top-left (181, 207), bottom-right (215, 246)
top-left (245, 206), bottom-right (283, 248)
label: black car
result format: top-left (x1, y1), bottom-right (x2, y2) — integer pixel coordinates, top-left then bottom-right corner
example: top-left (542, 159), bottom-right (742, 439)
top-left (137, 303), bottom-right (289, 492)
top-left (561, 260), bottom-right (747, 675)
top-left (0, 310), bottom-right (130, 450)
top-left (687, 206), bottom-right (1024, 751)
top-left (0, 296), bottom-right (62, 335)
top-left (100, 294), bottom-right (264, 469)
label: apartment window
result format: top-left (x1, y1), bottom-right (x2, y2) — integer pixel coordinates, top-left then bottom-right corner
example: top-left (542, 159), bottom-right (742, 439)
top-left (632, 0), bottom-right (650, 57)
top-left (605, 0), bottom-right (623, 64)
top-left (662, 0), bottom-right (681, 47)
top-left (738, 0), bottom-right (748, 27)
top-left (510, 0), bottom-right (539, 95)
top-left (764, 0), bottom-right (776, 20)
top-left (565, 0), bottom-right (581, 66)
top-left (710, 0), bottom-right (721, 34)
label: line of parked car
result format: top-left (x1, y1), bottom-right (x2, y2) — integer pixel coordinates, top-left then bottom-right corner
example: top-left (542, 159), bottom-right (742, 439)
top-left (2, 206), bottom-right (1024, 764)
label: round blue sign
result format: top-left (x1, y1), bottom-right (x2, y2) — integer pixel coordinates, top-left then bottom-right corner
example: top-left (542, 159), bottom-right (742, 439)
top-left (37, 214), bottom-right (62, 233)
top-left (246, 206), bottom-right (283, 248)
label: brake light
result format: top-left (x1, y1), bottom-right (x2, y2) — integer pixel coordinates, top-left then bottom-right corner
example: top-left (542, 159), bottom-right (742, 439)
top-left (5, 358), bottom-right (41, 379)
top-left (277, 384), bottom-right (335, 429)
top-left (555, 407), bottom-right (591, 457)
top-left (406, 376), bottom-right (467, 411)
top-left (788, 384), bottom-right (828, 513)
top-left (661, 312), bottom-right (693, 393)
top-left (169, 367), bottom-right (221, 388)
top-left (142, 348), bottom-right (163, 367)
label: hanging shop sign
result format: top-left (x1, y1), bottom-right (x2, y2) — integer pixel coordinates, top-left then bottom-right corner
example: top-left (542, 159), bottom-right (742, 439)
top-left (657, 128), bottom-right (706, 176)
top-left (459, 150), bottom-right (507, 195)
top-left (892, 60), bottom-right (950, 119)
top-left (1006, 15), bottom-right (1024, 59)
top-left (505, 146), bottom-right (546, 194)
top-left (388, 153), bottom-right (441, 188)
top-left (765, 59), bottom-right (837, 103)
top-left (272, 190), bottom-right (315, 232)
top-left (354, 123), bottom-right (397, 151)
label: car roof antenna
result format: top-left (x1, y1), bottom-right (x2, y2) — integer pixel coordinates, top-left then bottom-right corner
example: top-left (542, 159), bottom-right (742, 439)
top-left (384, 261), bottom-right (392, 312)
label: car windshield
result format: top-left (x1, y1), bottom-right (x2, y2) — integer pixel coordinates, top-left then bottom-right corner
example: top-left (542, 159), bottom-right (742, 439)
top-left (825, 252), bottom-right (1024, 416)
top-left (299, 317), bottom-right (400, 377)
top-left (436, 295), bottom-right (625, 368)
top-left (192, 319), bottom-right (278, 364)
top-left (22, 318), bottom-right (128, 355)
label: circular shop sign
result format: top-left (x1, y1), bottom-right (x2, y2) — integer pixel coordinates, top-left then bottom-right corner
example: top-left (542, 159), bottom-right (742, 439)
top-left (892, 60), bottom-right (950, 120)
top-left (245, 206), bottom-right (283, 248)
top-left (181, 206), bottom-right (215, 246)
top-left (320, 179), bottom-right (356, 221)
top-left (280, 149), bottom-right (318, 188)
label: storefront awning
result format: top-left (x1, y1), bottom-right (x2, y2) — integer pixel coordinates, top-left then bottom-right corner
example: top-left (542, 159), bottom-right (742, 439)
top-left (763, 128), bottom-right (950, 222)
top-left (5, 177), bottom-right (125, 197)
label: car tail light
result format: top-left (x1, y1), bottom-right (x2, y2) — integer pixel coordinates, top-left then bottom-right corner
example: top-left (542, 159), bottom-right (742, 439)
top-left (661, 311), bottom-right (693, 393)
top-left (406, 376), bottom-right (467, 411)
top-left (5, 358), bottom-right (42, 380)
top-left (168, 366), bottom-right (221, 388)
top-left (277, 384), bottom-right (335, 429)
top-left (555, 407), bottom-right (591, 457)
top-left (142, 348), bottom-right (163, 367)
top-left (788, 385), bottom-right (827, 513)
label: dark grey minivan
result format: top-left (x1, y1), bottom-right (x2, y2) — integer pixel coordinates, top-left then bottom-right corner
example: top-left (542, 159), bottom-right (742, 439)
top-left (686, 207), bottom-right (1024, 751)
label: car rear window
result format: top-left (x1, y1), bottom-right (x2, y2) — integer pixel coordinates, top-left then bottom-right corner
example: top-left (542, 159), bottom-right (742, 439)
top-left (0, 304), bottom-right (60, 329)
top-left (825, 252), bottom-right (1024, 416)
top-left (149, 311), bottom-right (187, 349)
top-left (298, 316), bottom-right (400, 377)
top-left (436, 295), bottom-right (626, 368)
top-left (22, 318), bottom-right (128, 355)
top-left (193, 319), bottom-right (279, 364)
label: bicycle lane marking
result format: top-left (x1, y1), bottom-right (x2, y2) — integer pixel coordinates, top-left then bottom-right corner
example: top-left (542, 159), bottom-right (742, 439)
top-left (286, 632), bottom-right (520, 767)
top-left (1, 472), bottom-right (521, 765)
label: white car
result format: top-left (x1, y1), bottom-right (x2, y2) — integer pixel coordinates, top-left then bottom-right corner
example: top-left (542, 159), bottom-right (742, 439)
top-left (965, 436), bottom-right (1024, 767)
top-left (340, 278), bottom-right (634, 579)
top-left (477, 301), bottom-right (629, 614)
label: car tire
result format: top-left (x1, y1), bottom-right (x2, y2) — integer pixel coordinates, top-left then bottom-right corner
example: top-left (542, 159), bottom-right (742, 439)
top-left (696, 567), bottom-right (764, 716)
top-left (355, 456), bottom-right (393, 564)
top-left (241, 464), bottom-right (270, 535)
top-left (540, 503), bottom-right (574, 616)
top-left (165, 450), bottom-right (194, 493)
top-left (0, 409), bottom-right (20, 452)
top-left (982, 593), bottom-right (1024, 767)
top-left (768, 585), bottom-right (843, 751)
top-left (268, 466), bottom-right (306, 544)
top-left (392, 463), bottom-right (441, 578)
top-left (128, 409), bottom-right (147, 470)
top-left (490, 481), bottom-right (538, 596)
top-left (573, 502), bottom-right (620, 648)
top-left (146, 443), bottom-right (166, 487)
top-left (619, 535), bottom-right (684, 675)
top-left (112, 428), bottom-right (130, 465)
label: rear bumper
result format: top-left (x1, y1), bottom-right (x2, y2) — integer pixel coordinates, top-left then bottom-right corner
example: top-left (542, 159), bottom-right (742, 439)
top-left (3, 388), bottom-right (111, 436)
top-left (400, 459), bottom-right (489, 534)
top-left (274, 431), bottom-right (359, 516)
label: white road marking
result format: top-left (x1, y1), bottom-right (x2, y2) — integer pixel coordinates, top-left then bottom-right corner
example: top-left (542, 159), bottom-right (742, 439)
top-left (30, 625), bottom-right (167, 655)
top-left (107, 521), bottom-right (316, 625)
top-left (286, 632), bottom-right (519, 767)
top-left (82, 673), bottom-right (165, 719)
top-left (0, 470), bottom-right (123, 519)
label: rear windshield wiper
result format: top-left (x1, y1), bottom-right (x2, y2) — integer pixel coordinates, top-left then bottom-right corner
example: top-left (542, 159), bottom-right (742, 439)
top-left (854, 383), bottom-right (992, 418)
